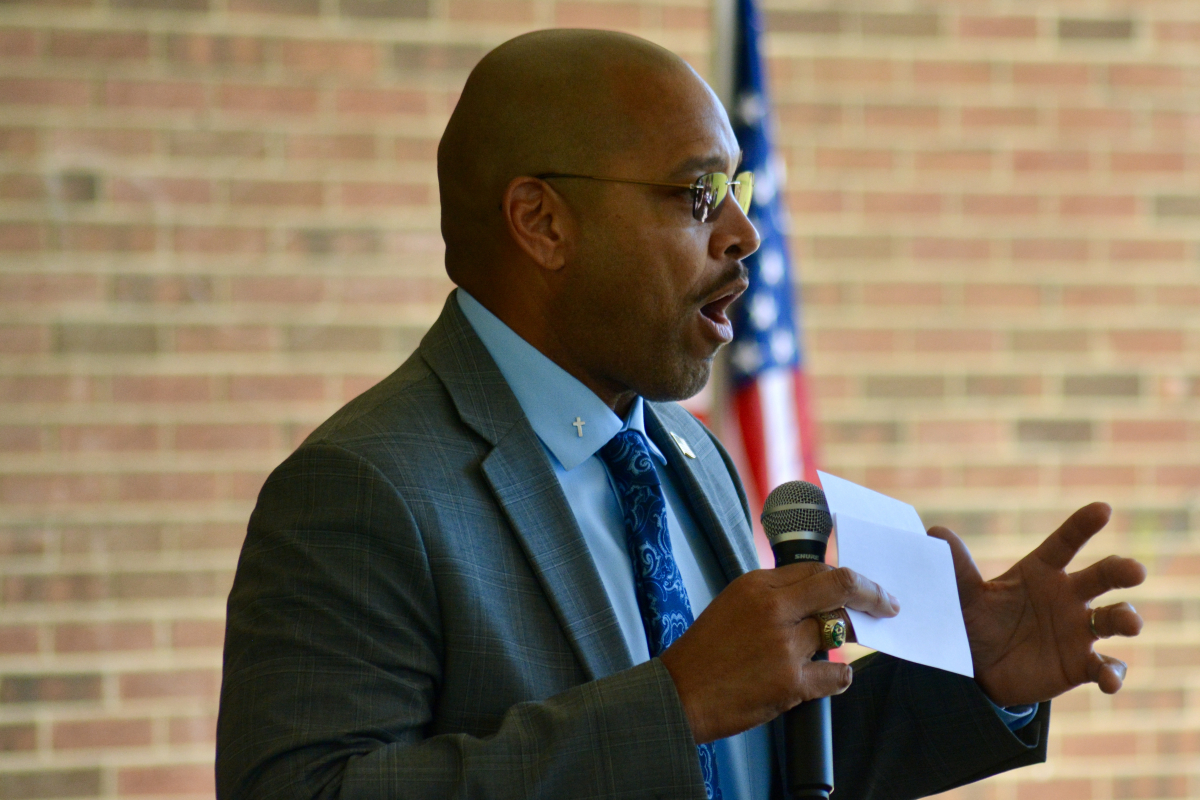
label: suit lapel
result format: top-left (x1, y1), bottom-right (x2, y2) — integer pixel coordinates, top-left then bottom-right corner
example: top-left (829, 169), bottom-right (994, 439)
top-left (420, 295), bottom-right (633, 680)
top-left (645, 406), bottom-right (759, 583)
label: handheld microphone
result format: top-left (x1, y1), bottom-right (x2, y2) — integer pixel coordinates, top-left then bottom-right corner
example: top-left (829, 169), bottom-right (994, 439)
top-left (761, 480), bottom-right (834, 800)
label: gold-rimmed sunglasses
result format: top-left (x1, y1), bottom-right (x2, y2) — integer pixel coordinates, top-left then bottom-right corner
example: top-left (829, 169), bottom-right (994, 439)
top-left (536, 171), bottom-right (754, 223)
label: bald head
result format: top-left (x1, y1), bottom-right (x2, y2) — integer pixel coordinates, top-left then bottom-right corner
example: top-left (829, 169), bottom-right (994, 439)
top-left (438, 29), bottom-right (722, 280)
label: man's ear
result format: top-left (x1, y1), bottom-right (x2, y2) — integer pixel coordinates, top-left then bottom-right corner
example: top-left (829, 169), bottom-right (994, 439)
top-left (501, 176), bottom-right (574, 271)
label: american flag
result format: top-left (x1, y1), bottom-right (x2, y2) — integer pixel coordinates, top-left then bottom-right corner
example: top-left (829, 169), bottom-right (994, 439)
top-left (724, 0), bottom-right (819, 566)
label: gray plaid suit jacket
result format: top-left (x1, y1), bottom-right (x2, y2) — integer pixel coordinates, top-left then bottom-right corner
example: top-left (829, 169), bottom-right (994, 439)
top-left (217, 295), bottom-right (1048, 800)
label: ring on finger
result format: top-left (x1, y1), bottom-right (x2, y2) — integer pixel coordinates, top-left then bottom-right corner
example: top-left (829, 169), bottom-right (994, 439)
top-left (816, 611), bottom-right (847, 650)
top-left (1089, 608), bottom-right (1100, 640)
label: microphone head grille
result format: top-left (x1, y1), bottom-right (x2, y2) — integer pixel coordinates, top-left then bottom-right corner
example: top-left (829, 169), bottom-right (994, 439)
top-left (760, 480), bottom-right (832, 543)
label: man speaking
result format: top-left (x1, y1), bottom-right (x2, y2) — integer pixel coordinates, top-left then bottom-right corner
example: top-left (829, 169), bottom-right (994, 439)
top-left (216, 29), bottom-right (1145, 799)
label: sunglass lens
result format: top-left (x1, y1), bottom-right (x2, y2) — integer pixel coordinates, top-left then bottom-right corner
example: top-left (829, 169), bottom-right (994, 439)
top-left (733, 171), bottom-right (754, 213)
top-left (693, 173), bottom-right (729, 222)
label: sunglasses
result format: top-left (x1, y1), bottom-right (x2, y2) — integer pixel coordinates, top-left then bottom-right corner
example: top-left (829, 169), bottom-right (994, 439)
top-left (536, 170), bottom-right (755, 223)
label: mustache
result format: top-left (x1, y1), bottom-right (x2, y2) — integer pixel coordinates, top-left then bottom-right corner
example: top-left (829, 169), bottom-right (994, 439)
top-left (699, 261), bottom-right (749, 304)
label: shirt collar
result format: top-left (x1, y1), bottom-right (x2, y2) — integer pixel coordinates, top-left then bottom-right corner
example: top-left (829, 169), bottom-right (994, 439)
top-left (456, 288), bottom-right (665, 470)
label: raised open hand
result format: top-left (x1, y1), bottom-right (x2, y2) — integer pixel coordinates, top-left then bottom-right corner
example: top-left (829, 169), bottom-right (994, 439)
top-left (927, 502), bottom-right (1146, 708)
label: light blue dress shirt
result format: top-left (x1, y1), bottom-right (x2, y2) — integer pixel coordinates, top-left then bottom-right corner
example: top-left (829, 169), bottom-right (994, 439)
top-left (457, 289), bottom-right (773, 799)
top-left (456, 289), bottom-right (1035, 795)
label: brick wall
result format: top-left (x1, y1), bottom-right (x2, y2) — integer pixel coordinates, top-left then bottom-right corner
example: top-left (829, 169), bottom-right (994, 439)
top-left (0, 1), bottom-right (1194, 798)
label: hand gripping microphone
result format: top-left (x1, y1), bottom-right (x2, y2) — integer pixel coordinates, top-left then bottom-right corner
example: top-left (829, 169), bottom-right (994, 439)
top-left (761, 481), bottom-right (834, 800)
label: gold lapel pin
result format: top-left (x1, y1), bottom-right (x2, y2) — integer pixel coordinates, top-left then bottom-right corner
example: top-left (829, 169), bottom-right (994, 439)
top-left (669, 431), bottom-right (696, 458)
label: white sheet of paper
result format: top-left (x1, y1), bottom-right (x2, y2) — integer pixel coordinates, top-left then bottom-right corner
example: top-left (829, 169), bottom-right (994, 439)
top-left (817, 470), bottom-right (925, 537)
top-left (836, 513), bottom-right (975, 678)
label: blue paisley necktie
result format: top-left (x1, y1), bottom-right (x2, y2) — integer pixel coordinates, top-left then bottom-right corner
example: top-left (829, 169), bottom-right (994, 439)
top-left (599, 430), bottom-right (722, 800)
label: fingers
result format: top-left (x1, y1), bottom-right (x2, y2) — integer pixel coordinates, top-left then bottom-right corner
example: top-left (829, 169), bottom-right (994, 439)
top-left (1032, 502), bottom-right (1112, 571)
top-left (1088, 651), bottom-right (1128, 694)
top-left (792, 659), bottom-right (854, 706)
top-left (925, 526), bottom-right (984, 606)
top-left (1090, 602), bottom-right (1144, 639)
top-left (782, 566), bottom-right (899, 621)
top-left (1071, 555), bottom-right (1148, 601)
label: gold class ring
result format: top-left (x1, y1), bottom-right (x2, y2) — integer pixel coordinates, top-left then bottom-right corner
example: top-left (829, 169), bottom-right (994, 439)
top-left (816, 612), bottom-right (847, 651)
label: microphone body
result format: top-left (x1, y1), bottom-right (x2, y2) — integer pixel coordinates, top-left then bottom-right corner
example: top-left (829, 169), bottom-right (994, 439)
top-left (762, 481), bottom-right (834, 800)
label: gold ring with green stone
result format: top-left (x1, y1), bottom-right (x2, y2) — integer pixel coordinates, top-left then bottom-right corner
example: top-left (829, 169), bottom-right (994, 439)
top-left (816, 612), bottom-right (847, 651)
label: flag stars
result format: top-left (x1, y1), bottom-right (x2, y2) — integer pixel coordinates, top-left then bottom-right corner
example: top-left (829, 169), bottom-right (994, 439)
top-left (750, 293), bottom-right (778, 331)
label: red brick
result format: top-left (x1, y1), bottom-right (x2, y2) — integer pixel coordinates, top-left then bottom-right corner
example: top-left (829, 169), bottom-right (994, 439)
top-left (0, 28), bottom-right (38, 57)
top-left (1063, 286), bottom-right (1137, 306)
top-left (450, 0), bottom-right (535, 22)
top-left (912, 238), bottom-right (991, 260)
top-left (813, 330), bottom-right (895, 353)
top-left (913, 329), bottom-right (996, 352)
top-left (912, 61), bottom-right (991, 84)
top-left (964, 286), bottom-right (1041, 309)
top-left (1060, 465), bottom-right (1137, 487)
top-left (1155, 286), bottom-right (1200, 306)
top-left (335, 87), bottom-right (427, 115)
top-left (1060, 195), bottom-right (1136, 217)
top-left (341, 181), bottom-right (430, 206)
top-left (231, 276), bottom-right (325, 302)
top-left (1012, 63), bottom-right (1092, 87)
top-left (119, 764), bottom-right (216, 796)
top-left (166, 33), bottom-right (264, 66)
top-left (813, 58), bottom-right (895, 84)
top-left (111, 177), bottom-right (210, 205)
top-left (961, 106), bottom-right (1039, 128)
top-left (1014, 150), bottom-right (1089, 172)
top-left (0, 127), bottom-right (37, 155)
top-left (1156, 22), bottom-right (1200, 42)
top-left (0, 625), bottom-right (38, 654)
top-left (113, 570), bottom-right (230, 599)
top-left (0, 375), bottom-right (90, 403)
top-left (60, 424), bottom-right (158, 451)
top-left (340, 276), bottom-right (450, 304)
top-left (863, 466), bottom-right (943, 489)
top-left (119, 669), bottom-right (220, 700)
top-left (0, 273), bottom-right (99, 302)
top-left (48, 128), bottom-right (154, 156)
top-left (60, 223), bottom-right (156, 252)
top-left (1, 673), bottom-right (102, 703)
top-left (1156, 731), bottom-right (1200, 754)
top-left (281, 39), bottom-right (377, 76)
top-left (172, 619), bottom-right (226, 648)
top-left (0, 474), bottom-right (108, 504)
top-left (112, 376), bottom-right (211, 403)
top-left (963, 194), bottom-right (1039, 217)
top-left (175, 325), bottom-right (274, 352)
top-left (169, 716), bottom-right (217, 744)
top-left (228, 375), bottom-right (325, 401)
top-left (554, 1), bottom-right (643, 27)
top-left (219, 83), bottom-right (317, 114)
top-left (118, 473), bottom-right (217, 501)
top-left (0, 325), bottom-right (49, 353)
top-left (1112, 420), bottom-right (1188, 443)
top-left (1109, 65), bottom-right (1183, 88)
top-left (174, 226), bottom-right (268, 253)
top-left (1111, 152), bottom-right (1185, 173)
top-left (917, 421), bottom-right (1002, 444)
top-left (919, 149), bottom-right (997, 173)
top-left (169, 130), bottom-right (265, 158)
top-left (964, 466), bottom-right (1041, 487)
top-left (53, 718), bottom-right (152, 749)
top-left (0, 77), bottom-right (90, 106)
top-left (861, 283), bottom-right (942, 306)
top-left (174, 423), bottom-right (275, 450)
top-left (0, 222), bottom-right (46, 250)
top-left (230, 179), bottom-right (323, 206)
top-left (1058, 107), bottom-right (1133, 133)
top-left (0, 426), bottom-right (39, 452)
top-left (1016, 779), bottom-right (1092, 800)
top-left (961, 15), bottom-right (1037, 38)
top-left (786, 191), bottom-right (843, 213)
top-left (0, 723), bottom-right (36, 751)
top-left (1110, 330), bottom-right (1184, 353)
top-left (1110, 240), bottom-right (1187, 262)
top-left (1011, 239), bottom-right (1089, 261)
top-left (103, 80), bottom-right (207, 110)
top-left (288, 134), bottom-right (375, 160)
top-left (815, 148), bottom-right (894, 171)
top-left (54, 622), bottom-right (154, 652)
top-left (47, 29), bottom-right (150, 59)
top-left (394, 135), bottom-right (438, 161)
top-left (862, 192), bottom-right (941, 215)
top-left (231, 0), bottom-right (319, 13)
top-left (0, 173), bottom-right (45, 200)
top-left (3, 574), bottom-right (108, 604)
top-left (863, 105), bottom-right (940, 128)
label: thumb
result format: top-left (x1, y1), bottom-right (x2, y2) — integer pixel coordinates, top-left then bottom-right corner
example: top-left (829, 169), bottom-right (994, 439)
top-left (926, 526), bottom-right (984, 606)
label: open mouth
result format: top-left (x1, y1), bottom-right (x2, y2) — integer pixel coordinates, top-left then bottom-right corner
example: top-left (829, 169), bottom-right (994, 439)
top-left (698, 274), bottom-right (748, 343)
top-left (701, 291), bottom-right (740, 327)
